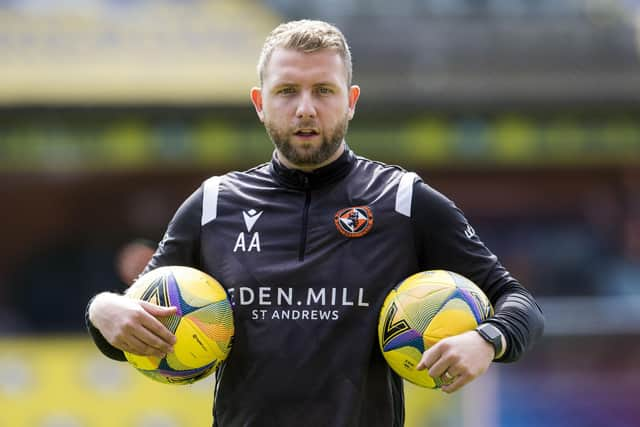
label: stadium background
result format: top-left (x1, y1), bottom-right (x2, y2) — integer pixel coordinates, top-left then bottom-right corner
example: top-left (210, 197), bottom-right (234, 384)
top-left (1, 0), bottom-right (639, 426)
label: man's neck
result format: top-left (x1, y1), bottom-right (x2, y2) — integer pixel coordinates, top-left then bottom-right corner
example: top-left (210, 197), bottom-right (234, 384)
top-left (276, 142), bottom-right (345, 172)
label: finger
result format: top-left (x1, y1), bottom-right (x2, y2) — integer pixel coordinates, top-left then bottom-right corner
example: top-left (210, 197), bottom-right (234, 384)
top-left (440, 371), bottom-right (456, 386)
top-left (138, 309), bottom-right (177, 346)
top-left (417, 343), bottom-right (443, 371)
top-left (140, 301), bottom-right (178, 317)
top-left (427, 357), bottom-right (451, 379)
top-left (123, 335), bottom-right (164, 358)
top-left (131, 324), bottom-right (174, 355)
top-left (441, 374), bottom-right (471, 394)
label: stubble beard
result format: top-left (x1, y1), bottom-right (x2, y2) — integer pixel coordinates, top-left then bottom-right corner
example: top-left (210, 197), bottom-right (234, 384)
top-left (264, 114), bottom-right (349, 168)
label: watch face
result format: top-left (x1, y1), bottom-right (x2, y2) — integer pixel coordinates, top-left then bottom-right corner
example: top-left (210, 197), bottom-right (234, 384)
top-left (478, 324), bottom-right (504, 359)
top-left (481, 324), bottom-right (501, 340)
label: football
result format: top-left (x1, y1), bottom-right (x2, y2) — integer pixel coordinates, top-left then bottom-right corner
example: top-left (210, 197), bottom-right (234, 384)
top-left (124, 266), bottom-right (234, 384)
top-left (378, 270), bottom-right (493, 388)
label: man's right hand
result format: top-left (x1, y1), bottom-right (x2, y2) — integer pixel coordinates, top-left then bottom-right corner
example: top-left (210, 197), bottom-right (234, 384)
top-left (88, 292), bottom-right (177, 358)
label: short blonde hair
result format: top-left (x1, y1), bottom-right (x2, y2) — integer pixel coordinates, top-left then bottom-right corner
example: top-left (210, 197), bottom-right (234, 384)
top-left (257, 20), bottom-right (353, 86)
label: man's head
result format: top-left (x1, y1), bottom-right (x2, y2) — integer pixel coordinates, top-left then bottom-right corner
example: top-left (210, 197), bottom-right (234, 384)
top-left (257, 20), bottom-right (353, 87)
top-left (251, 20), bottom-right (360, 171)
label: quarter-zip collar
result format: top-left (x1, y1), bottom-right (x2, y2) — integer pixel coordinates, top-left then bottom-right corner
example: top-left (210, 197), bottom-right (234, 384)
top-left (269, 145), bottom-right (356, 191)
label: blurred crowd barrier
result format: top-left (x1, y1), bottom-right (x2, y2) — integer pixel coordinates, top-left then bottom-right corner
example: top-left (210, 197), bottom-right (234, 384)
top-left (1, 332), bottom-right (639, 427)
top-left (1, 113), bottom-right (639, 172)
top-left (0, 336), bottom-right (460, 427)
top-left (0, 337), bottom-right (215, 427)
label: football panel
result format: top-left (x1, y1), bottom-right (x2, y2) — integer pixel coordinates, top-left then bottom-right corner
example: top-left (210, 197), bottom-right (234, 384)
top-left (124, 352), bottom-right (161, 371)
top-left (187, 319), bottom-right (233, 361)
top-left (455, 288), bottom-right (486, 324)
top-left (171, 317), bottom-right (219, 369)
top-left (446, 271), bottom-right (494, 320)
top-left (423, 299), bottom-right (479, 346)
top-left (446, 270), bottom-right (477, 291)
top-left (188, 301), bottom-right (234, 338)
top-left (396, 270), bottom-right (456, 297)
top-left (172, 266), bottom-right (228, 309)
top-left (397, 286), bottom-right (455, 335)
top-left (382, 328), bottom-right (424, 353)
top-left (137, 361), bottom-right (217, 385)
top-left (379, 292), bottom-right (415, 351)
top-left (415, 270), bottom-right (458, 287)
top-left (124, 267), bottom-right (171, 301)
top-left (383, 346), bottom-right (437, 389)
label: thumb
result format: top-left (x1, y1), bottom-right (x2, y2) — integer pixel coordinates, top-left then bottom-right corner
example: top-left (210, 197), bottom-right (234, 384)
top-left (139, 301), bottom-right (178, 317)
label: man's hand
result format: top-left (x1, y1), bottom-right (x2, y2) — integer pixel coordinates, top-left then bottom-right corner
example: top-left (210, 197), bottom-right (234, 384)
top-left (416, 330), bottom-right (495, 393)
top-left (88, 292), bottom-right (177, 358)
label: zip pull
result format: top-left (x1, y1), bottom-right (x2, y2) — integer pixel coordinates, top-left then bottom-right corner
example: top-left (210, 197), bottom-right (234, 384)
top-left (301, 175), bottom-right (310, 189)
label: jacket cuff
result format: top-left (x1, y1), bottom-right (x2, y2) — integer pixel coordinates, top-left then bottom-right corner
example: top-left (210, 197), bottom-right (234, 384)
top-left (85, 295), bottom-right (127, 362)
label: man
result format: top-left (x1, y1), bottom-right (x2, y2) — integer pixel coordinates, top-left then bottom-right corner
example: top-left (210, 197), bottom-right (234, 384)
top-left (115, 239), bottom-right (156, 286)
top-left (87, 20), bottom-right (544, 426)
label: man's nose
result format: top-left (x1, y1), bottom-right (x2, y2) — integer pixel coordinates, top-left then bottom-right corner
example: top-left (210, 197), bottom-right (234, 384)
top-left (295, 92), bottom-right (317, 119)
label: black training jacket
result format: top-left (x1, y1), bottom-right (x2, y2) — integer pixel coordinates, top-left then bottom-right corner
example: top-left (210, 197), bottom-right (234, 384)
top-left (87, 147), bottom-right (544, 427)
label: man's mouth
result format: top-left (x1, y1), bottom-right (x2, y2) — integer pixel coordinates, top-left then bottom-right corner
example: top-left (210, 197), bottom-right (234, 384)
top-left (294, 129), bottom-right (319, 137)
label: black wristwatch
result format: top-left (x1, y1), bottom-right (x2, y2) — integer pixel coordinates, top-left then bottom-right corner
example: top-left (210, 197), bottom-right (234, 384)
top-left (476, 323), bottom-right (505, 360)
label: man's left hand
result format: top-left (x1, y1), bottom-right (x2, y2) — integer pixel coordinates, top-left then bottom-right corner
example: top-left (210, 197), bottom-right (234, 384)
top-left (416, 330), bottom-right (495, 393)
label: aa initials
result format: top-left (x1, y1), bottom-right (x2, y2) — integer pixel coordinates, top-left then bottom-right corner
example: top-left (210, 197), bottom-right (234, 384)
top-left (233, 232), bottom-right (261, 252)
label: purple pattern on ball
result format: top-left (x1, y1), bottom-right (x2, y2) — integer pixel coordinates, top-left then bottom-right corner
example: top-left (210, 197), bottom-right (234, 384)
top-left (167, 272), bottom-right (183, 317)
top-left (383, 329), bottom-right (424, 353)
top-left (458, 288), bottom-right (483, 323)
top-left (153, 360), bottom-right (216, 377)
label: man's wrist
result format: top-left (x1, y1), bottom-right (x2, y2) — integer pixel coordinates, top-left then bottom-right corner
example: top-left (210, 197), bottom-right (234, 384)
top-left (475, 323), bottom-right (506, 360)
top-left (87, 294), bottom-right (100, 325)
top-left (87, 292), bottom-right (115, 325)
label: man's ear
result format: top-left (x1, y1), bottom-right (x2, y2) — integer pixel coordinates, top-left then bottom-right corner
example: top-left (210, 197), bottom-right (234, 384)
top-left (347, 85), bottom-right (360, 120)
top-left (250, 87), bottom-right (265, 122)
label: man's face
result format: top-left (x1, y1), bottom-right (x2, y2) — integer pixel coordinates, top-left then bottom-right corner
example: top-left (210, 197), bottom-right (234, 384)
top-left (251, 48), bottom-right (360, 170)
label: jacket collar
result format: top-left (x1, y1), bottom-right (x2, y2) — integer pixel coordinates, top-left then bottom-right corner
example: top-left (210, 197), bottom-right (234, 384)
top-left (269, 145), bottom-right (356, 191)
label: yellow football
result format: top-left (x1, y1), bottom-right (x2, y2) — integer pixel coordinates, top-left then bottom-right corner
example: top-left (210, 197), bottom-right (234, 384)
top-left (124, 266), bottom-right (234, 384)
top-left (378, 270), bottom-right (493, 388)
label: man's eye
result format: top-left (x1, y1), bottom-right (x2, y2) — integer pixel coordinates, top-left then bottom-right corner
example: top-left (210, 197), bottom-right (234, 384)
top-left (279, 87), bottom-right (296, 95)
top-left (317, 87), bottom-right (332, 94)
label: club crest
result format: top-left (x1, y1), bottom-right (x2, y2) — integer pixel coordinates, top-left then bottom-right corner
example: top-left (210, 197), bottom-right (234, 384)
top-left (334, 206), bottom-right (374, 238)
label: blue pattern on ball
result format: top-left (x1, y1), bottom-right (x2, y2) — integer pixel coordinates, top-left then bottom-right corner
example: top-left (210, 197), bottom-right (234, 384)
top-left (383, 329), bottom-right (425, 353)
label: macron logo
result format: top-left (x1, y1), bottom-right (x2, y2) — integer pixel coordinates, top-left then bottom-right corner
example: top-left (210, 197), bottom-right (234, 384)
top-left (464, 223), bottom-right (476, 239)
top-left (242, 209), bottom-right (263, 232)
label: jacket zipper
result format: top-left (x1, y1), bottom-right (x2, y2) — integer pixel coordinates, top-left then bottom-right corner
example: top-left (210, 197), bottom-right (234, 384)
top-left (298, 184), bottom-right (311, 261)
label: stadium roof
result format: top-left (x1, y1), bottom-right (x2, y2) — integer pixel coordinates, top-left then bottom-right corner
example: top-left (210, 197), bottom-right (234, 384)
top-left (0, 0), bottom-right (280, 105)
top-left (1, 0), bottom-right (640, 107)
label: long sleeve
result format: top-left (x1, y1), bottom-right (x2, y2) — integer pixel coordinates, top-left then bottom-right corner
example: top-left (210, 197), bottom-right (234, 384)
top-left (85, 187), bottom-right (204, 360)
top-left (411, 180), bottom-right (544, 362)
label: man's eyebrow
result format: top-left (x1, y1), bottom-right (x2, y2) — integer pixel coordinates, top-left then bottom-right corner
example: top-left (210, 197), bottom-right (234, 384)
top-left (271, 82), bottom-right (299, 90)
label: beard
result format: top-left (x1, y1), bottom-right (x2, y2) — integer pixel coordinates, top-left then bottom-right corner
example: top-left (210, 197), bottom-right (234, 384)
top-left (264, 114), bottom-right (349, 168)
